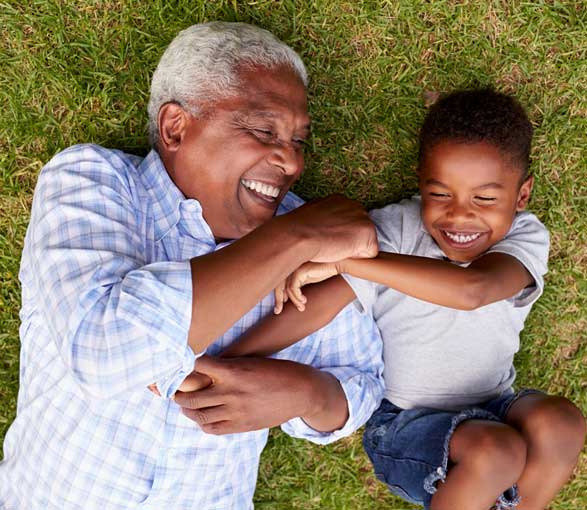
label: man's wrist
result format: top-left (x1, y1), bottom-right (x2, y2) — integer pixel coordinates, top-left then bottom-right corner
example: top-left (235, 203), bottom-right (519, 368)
top-left (271, 214), bottom-right (320, 263)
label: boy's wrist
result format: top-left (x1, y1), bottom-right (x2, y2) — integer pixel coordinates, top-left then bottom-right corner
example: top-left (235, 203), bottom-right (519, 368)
top-left (335, 258), bottom-right (352, 275)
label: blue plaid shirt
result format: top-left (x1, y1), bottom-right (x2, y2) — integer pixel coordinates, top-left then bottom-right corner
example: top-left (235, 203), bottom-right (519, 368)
top-left (0, 145), bottom-right (384, 510)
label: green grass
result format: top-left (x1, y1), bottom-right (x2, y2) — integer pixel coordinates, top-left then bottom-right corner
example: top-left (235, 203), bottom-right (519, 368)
top-left (1, 1), bottom-right (586, 508)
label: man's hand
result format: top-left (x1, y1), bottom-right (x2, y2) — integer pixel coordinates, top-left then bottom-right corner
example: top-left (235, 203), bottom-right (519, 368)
top-left (274, 261), bottom-right (340, 314)
top-left (281, 195), bottom-right (377, 263)
top-left (173, 355), bottom-right (346, 434)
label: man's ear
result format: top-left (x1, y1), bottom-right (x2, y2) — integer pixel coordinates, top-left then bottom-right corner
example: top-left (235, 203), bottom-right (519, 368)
top-left (158, 103), bottom-right (189, 152)
top-left (516, 175), bottom-right (534, 211)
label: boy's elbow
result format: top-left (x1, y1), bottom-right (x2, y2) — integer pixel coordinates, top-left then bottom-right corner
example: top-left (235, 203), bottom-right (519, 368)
top-left (460, 273), bottom-right (490, 310)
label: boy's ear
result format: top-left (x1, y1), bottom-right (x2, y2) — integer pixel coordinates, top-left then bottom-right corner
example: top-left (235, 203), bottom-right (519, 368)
top-left (516, 175), bottom-right (534, 211)
top-left (158, 103), bottom-right (190, 152)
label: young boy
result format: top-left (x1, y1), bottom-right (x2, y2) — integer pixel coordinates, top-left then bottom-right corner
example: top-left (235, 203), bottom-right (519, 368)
top-left (190, 90), bottom-right (586, 510)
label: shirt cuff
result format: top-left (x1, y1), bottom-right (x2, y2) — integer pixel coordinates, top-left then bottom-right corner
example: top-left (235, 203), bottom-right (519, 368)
top-left (280, 366), bottom-right (373, 445)
top-left (156, 347), bottom-right (206, 398)
top-left (117, 260), bottom-right (198, 393)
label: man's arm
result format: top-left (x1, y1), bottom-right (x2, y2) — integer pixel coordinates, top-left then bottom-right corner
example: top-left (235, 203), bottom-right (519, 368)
top-left (186, 195), bottom-right (377, 354)
top-left (174, 296), bottom-right (384, 435)
top-left (174, 355), bottom-right (353, 433)
top-left (178, 278), bottom-right (357, 433)
top-left (31, 148), bottom-right (375, 399)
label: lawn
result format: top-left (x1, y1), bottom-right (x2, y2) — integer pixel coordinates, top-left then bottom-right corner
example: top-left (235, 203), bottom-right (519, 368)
top-left (1, 1), bottom-right (586, 508)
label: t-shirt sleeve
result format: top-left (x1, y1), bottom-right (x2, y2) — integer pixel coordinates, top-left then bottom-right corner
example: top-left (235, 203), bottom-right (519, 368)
top-left (485, 211), bottom-right (550, 307)
top-left (342, 201), bottom-right (410, 315)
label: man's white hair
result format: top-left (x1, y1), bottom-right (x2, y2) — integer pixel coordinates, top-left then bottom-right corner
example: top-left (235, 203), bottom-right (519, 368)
top-left (147, 22), bottom-right (308, 147)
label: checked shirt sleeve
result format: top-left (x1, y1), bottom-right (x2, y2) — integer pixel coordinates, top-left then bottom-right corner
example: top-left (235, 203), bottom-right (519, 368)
top-left (24, 147), bottom-right (195, 399)
top-left (280, 303), bottom-right (384, 444)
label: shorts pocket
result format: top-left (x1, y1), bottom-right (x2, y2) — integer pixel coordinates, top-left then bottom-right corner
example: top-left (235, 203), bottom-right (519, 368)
top-left (369, 452), bottom-right (429, 505)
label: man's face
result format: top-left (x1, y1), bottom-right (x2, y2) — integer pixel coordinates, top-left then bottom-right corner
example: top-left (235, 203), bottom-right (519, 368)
top-left (419, 140), bottom-right (533, 262)
top-left (170, 65), bottom-right (310, 240)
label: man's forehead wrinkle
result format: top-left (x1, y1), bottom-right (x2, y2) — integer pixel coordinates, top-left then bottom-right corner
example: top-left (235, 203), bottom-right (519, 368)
top-left (233, 104), bottom-right (311, 133)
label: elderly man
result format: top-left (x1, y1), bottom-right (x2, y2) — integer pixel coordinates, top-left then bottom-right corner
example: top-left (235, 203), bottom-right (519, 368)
top-left (0, 22), bottom-right (383, 509)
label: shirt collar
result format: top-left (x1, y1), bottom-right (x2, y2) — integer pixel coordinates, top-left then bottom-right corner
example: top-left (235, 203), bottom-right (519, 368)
top-left (138, 150), bottom-right (215, 244)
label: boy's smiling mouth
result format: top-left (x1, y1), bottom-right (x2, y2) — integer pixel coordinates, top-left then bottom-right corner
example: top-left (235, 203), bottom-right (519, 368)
top-left (442, 230), bottom-right (482, 244)
top-left (439, 229), bottom-right (488, 251)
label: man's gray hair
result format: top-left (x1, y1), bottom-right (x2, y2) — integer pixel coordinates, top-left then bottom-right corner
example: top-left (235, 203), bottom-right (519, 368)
top-left (147, 22), bottom-right (308, 147)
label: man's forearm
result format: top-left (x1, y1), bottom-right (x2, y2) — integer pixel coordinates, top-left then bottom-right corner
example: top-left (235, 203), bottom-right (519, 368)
top-left (188, 216), bottom-right (315, 353)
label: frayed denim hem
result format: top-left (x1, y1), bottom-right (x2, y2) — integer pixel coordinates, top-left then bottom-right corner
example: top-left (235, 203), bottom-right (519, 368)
top-left (495, 484), bottom-right (521, 509)
top-left (422, 408), bottom-right (499, 495)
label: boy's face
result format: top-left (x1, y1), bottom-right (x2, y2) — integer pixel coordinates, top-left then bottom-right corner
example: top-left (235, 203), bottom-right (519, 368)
top-left (418, 140), bottom-right (533, 263)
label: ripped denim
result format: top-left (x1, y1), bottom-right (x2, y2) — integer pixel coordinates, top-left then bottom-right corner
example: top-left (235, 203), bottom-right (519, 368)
top-left (363, 389), bottom-right (541, 510)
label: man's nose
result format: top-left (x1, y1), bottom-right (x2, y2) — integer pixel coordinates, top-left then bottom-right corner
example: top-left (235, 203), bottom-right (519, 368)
top-left (267, 143), bottom-right (302, 175)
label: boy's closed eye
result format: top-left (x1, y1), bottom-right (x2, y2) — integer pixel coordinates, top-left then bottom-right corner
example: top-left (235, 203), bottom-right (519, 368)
top-left (429, 192), bottom-right (451, 200)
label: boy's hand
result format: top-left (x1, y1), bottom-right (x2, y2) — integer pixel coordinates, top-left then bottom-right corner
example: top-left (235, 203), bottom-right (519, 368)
top-left (177, 371), bottom-right (214, 393)
top-left (274, 261), bottom-right (341, 314)
top-left (147, 371), bottom-right (213, 397)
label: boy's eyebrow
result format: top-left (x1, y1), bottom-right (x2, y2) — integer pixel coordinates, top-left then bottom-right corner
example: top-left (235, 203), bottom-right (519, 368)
top-left (474, 182), bottom-right (505, 190)
top-left (424, 179), bottom-right (505, 190)
top-left (424, 179), bottom-right (449, 188)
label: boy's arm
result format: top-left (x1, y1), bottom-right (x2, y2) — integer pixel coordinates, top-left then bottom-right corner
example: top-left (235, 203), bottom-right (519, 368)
top-left (341, 251), bottom-right (532, 310)
top-left (221, 276), bottom-right (356, 357)
top-left (289, 251), bottom-right (533, 312)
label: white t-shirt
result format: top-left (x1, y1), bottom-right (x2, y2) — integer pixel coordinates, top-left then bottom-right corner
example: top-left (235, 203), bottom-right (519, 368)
top-left (345, 196), bottom-right (549, 411)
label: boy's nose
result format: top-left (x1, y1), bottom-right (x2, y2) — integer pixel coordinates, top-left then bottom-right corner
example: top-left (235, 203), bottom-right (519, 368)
top-left (447, 201), bottom-right (474, 220)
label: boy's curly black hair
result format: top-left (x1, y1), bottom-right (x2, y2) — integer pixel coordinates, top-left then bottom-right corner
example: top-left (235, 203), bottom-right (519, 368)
top-left (418, 89), bottom-right (533, 179)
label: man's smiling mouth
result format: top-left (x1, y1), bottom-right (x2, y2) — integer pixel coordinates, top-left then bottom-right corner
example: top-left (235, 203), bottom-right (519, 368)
top-left (241, 179), bottom-right (281, 199)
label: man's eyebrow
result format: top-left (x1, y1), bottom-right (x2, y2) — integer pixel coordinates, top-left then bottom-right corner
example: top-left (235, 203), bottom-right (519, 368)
top-left (238, 111), bottom-right (312, 133)
top-left (246, 111), bottom-right (277, 120)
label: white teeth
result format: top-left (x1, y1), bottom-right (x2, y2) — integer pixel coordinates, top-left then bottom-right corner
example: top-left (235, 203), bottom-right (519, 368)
top-left (444, 231), bottom-right (481, 244)
top-left (241, 179), bottom-right (280, 198)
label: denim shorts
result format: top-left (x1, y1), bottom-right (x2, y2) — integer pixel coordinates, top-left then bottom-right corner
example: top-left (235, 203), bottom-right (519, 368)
top-left (363, 389), bottom-right (541, 510)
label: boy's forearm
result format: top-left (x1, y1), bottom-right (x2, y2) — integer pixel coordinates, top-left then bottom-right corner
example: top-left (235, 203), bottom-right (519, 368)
top-left (223, 276), bottom-right (355, 358)
top-left (339, 252), bottom-right (531, 310)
